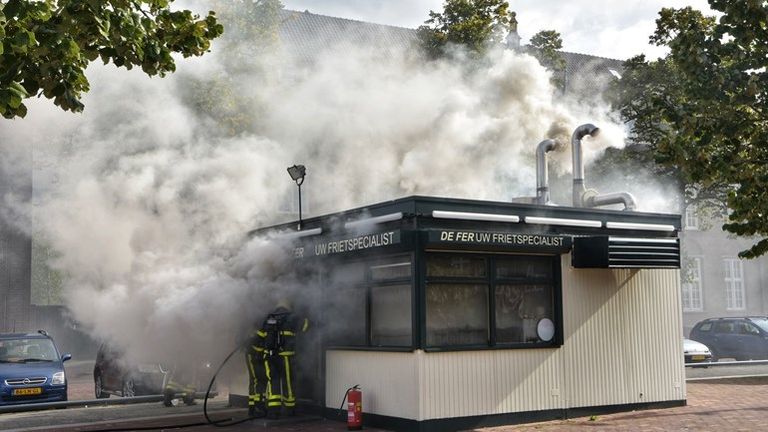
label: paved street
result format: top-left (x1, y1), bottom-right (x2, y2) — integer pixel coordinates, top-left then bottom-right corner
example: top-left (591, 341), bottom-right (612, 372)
top-left (686, 361), bottom-right (768, 380)
top-left (1, 375), bottom-right (766, 431)
top-left (64, 358), bottom-right (768, 401)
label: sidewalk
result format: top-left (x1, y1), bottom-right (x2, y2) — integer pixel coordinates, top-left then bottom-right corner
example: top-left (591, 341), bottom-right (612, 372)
top-left (193, 376), bottom-right (768, 432)
top-left (478, 376), bottom-right (768, 431)
top-left (10, 376), bottom-right (768, 431)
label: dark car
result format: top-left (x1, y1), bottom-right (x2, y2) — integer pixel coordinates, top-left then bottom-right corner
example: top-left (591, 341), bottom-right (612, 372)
top-left (0, 330), bottom-right (72, 406)
top-left (690, 317), bottom-right (768, 361)
top-left (93, 344), bottom-right (214, 400)
top-left (93, 344), bottom-right (166, 398)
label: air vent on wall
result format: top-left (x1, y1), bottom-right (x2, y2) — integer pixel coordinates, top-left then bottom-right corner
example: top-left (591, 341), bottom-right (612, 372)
top-left (572, 236), bottom-right (680, 269)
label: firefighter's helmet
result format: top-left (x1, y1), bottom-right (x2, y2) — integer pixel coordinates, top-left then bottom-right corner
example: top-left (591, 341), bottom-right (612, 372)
top-left (275, 298), bottom-right (293, 312)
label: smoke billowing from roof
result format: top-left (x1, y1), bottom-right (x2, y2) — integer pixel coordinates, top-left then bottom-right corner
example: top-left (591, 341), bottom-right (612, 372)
top-left (0, 9), bottom-right (652, 363)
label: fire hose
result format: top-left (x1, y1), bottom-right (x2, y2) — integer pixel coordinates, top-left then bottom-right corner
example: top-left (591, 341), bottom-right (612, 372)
top-left (84, 341), bottom-right (260, 431)
top-left (201, 342), bottom-right (267, 427)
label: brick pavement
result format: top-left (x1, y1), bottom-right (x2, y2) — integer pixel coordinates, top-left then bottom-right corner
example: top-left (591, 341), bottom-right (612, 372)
top-left (10, 377), bottom-right (768, 431)
top-left (475, 377), bottom-right (768, 432)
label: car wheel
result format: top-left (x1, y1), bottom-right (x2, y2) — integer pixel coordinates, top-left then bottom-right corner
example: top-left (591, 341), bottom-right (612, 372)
top-left (122, 378), bottom-right (136, 398)
top-left (94, 373), bottom-right (110, 399)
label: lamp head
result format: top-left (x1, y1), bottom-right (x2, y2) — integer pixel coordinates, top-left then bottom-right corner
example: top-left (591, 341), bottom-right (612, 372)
top-left (287, 164), bottom-right (306, 185)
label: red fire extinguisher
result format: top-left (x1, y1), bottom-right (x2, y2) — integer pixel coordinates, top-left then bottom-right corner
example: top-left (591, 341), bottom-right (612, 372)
top-left (342, 385), bottom-right (362, 430)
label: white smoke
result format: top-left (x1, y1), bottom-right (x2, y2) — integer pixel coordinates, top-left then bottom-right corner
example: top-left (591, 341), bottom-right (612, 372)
top-left (0, 11), bottom-right (640, 364)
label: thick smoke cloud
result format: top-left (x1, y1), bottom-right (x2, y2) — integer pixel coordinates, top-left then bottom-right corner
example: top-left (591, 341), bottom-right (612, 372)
top-left (1, 11), bottom-right (636, 364)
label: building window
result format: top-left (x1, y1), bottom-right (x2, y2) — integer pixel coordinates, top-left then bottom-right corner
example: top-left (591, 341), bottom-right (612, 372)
top-left (724, 258), bottom-right (745, 310)
top-left (685, 205), bottom-right (699, 230)
top-left (682, 257), bottom-right (703, 311)
top-left (425, 253), bottom-right (560, 349)
top-left (370, 259), bottom-right (412, 346)
top-left (324, 261), bottom-right (367, 347)
top-left (324, 256), bottom-right (414, 348)
top-left (426, 283), bottom-right (488, 346)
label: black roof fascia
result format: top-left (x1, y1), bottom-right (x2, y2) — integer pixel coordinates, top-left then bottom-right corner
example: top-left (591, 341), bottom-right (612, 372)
top-left (248, 195), bottom-right (420, 237)
top-left (250, 195), bottom-right (680, 238)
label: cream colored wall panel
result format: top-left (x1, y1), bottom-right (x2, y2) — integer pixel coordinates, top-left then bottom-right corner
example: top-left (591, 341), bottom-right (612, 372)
top-left (560, 264), bottom-right (633, 407)
top-left (616, 268), bottom-right (686, 403)
top-left (561, 255), bottom-right (685, 408)
top-left (418, 349), bottom-right (565, 420)
top-left (326, 350), bottom-right (419, 420)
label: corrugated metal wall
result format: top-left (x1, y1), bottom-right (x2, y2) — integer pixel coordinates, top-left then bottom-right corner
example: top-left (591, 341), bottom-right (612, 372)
top-left (559, 255), bottom-right (685, 409)
top-left (326, 350), bottom-right (420, 419)
top-left (418, 348), bottom-right (564, 419)
top-left (326, 254), bottom-right (686, 421)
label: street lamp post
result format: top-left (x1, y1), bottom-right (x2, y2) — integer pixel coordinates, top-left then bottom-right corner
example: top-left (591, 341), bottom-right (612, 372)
top-left (286, 164), bottom-right (306, 230)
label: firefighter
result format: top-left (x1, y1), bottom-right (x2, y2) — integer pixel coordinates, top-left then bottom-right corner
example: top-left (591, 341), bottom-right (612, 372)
top-left (249, 299), bottom-right (309, 419)
top-left (244, 320), bottom-right (267, 417)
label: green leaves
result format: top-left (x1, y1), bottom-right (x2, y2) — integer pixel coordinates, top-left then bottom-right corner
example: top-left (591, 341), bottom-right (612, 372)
top-left (0, 81), bottom-right (29, 117)
top-left (527, 30), bottom-right (566, 90)
top-left (417, 0), bottom-right (515, 59)
top-left (611, 1), bottom-right (768, 257)
top-left (0, 0), bottom-right (223, 118)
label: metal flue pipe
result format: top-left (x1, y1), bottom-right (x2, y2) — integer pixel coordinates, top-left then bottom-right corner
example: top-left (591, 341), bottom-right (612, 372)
top-left (571, 123), bottom-right (637, 211)
top-left (571, 123), bottom-right (599, 207)
top-left (584, 191), bottom-right (637, 211)
top-left (536, 139), bottom-right (560, 205)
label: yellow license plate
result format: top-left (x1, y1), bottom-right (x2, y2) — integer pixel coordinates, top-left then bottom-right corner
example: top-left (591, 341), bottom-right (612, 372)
top-left (13, 387), bottom-right (42, 396)
top-left (691, 355), bottom-right (705, 361)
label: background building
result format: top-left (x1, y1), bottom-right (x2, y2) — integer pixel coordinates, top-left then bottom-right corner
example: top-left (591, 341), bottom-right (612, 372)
top-left (680, 204), bottom-right (768, 335)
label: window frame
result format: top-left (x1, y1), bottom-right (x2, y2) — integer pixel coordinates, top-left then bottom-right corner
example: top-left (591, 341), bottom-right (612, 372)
top-left (723, 257), bottom-right (745, 311)
top-left (684, 205), bottom-right (699, 230)
top-left (323, 253), bottom-right (417, 351)
top-left (369, 280), bottom-right (413, 348)
top-left (682, 256), bottom-right (704, 312)
top-left (421, 251), bottom-right (563, 352)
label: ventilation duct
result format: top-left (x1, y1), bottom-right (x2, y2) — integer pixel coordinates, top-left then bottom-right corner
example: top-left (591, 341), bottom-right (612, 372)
top-left (572, 236), bottom-right (681, 268)
top-left (535, 139), bottom-right (561, 205)
top-left (571, 124), bottom-right (637, 211)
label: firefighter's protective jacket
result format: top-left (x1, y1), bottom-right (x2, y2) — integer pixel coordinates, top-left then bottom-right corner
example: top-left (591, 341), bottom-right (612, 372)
top-left (251, 306), bottom-right (309, 356)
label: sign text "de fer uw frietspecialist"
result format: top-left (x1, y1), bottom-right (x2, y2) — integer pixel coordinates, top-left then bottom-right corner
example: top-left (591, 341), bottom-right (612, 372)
top-left (436, 230), bottom-right (566, 248)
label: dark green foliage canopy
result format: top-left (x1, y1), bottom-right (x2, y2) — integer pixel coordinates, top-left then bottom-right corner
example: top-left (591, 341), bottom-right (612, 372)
top-left (417, 0), bottom-right (515, 59)
top-left (527, 29), bottom-right (565, 90)
top-left (0, 0), bottom-right (223, 119)
top-left (416, 0), bottom-right (565, 90)
top-left (182, 0), bottom-right (283, 136)
top-left (611, 1), bottom-right (768, 258)
top-left (212, 0), bottom-right (282, 74)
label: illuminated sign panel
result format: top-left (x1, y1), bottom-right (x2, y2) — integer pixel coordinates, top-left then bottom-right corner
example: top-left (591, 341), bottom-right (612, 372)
top-left (428, 230), bottom-right (571, 253)
top-left (294, 230), bottom-right (401, 258)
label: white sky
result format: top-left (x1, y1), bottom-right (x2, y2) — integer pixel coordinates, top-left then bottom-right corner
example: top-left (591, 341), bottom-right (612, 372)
top-left (282, 0), bottom-right (713, 59)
